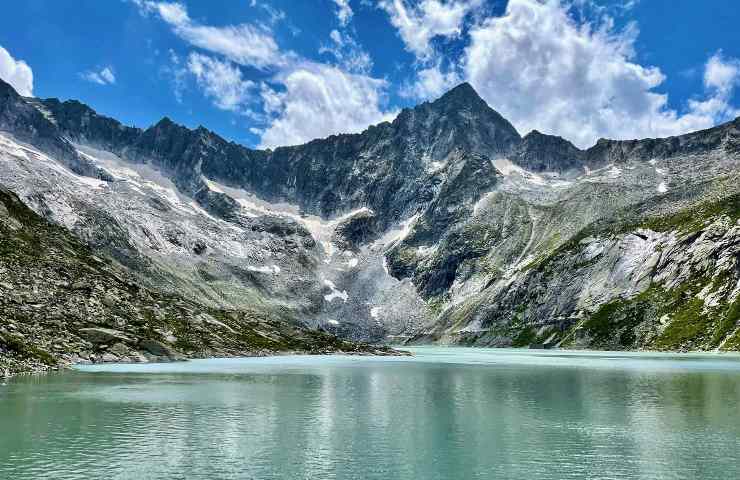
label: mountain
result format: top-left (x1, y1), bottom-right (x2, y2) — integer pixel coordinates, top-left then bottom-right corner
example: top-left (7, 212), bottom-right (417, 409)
top-left (1, 76), bottom-right (739, 358)
top-left (0, 184), bottom-right (399, 376)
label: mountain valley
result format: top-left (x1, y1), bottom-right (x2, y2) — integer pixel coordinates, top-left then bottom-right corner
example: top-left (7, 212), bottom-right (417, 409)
top-left (1, 78), bottom-right (739, 374)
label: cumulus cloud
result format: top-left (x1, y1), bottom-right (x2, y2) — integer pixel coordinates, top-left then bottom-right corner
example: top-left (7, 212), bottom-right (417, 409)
top-left (187, 53), bottom-right (254, 112)
top-left (704, 51), bottom-right (740, 94)
top-left (682, 52), bottom-right (740, 123)
top-left (379, 0), bottom-right (481, 60)
top-left (463, 0), bottom-right (740, 147)
top-left (333, 0), bottom-right (354, 26)
top-left (136, 1), bottom-right (286, 69)
top-left (0, 45), bottom-right (33, 96)
top-left (319, 29), bottom-right (373, 74)
top-left (137, 1), bottom-right (391, 148)
top-left (258, 62), bottom-right (396, 148)
top-left (81, 66), bottom-right (116, 85)
top-left (400, 63), bottom-right (459, 99)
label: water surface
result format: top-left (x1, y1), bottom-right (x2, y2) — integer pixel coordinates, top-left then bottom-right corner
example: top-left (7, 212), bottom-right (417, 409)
top-left (2, 347), bottom-right (740, 479)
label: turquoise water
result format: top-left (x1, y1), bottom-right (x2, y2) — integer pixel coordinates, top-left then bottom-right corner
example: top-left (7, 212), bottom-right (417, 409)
top-left (2, 347), bottom-right (740, 479)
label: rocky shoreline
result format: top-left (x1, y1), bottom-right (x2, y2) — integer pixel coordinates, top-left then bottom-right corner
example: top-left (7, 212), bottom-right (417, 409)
top-left (1, 343), bottom-right (409, 379)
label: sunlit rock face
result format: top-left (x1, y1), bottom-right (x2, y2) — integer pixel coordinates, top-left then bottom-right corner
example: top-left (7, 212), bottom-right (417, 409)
top-left (2, 75), bottom-right (739, 348)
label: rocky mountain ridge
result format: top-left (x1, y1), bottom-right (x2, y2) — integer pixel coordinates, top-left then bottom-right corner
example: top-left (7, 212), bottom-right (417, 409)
top-left (1, 77), bottom-right (739, 353)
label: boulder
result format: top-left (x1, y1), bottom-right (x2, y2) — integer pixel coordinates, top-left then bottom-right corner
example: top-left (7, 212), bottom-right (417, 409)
top-left (139, 339), bottom-right (182, 360)
top-left (78, 327), bottom-right (133, 345)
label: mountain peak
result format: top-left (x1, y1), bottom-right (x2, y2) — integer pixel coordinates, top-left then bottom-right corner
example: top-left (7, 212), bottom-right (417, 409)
top-left (434, 82), bottom-right (485, 107)
top-left (0, 76), bottom-right (20, 99)
top-left (155, 116), bottom-right (176, 128)
top-left (404, 81), bottom-right (522, 155)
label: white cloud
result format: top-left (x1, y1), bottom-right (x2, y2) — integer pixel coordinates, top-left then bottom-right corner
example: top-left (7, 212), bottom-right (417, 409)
top-left (81, 66), bottom-right (116, 85)
top-left (163, 49), bottom-right (188, 103)
top-left (683, 52), bottom-right (740, 123)
top-left (258, 62), bottom-right (396, 148)
top-left (333, 0), bottom-right (354, 26)
top-left (0, 45), bottom-right (33, 96)
top-left (704, 51), bottom-right (740, 94)
top-left (319, 29), bottom-right (373, 74)
top-left (137, 1), bottom-right (390, 148)
top-left (136, 1), bottom-right (286, 70)
top-left (400, 63), bottom-right (459, 99)
top-left (379, 0), bottom-right (481, 60)
top-left (187, 53), bottom-right (254, 112)
top-left (462, 0), bottom-right (740, 148)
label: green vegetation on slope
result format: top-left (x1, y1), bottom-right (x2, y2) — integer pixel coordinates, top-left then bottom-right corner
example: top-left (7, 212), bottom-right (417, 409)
top-left (564, 274), bottom-right (739, 351)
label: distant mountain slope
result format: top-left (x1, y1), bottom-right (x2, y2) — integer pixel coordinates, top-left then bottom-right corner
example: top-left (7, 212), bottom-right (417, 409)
top-left (0, 186), bottom-right (396, 376)
top-left (1, 76), bottom-right (739, 351)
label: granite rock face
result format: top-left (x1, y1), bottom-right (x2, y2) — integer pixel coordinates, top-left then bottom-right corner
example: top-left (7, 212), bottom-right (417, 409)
top-left (0, 83), bottom-right (112, 182)
top-left (1, 76), bottom-right (739, 352)
top-left (41, 82), bottom-right (521, 225)
top-left (512, 130), bottom-right (585, 173)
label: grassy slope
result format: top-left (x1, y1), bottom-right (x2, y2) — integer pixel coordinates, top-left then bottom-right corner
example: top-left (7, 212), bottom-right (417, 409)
top-left (532, 194), bottom-right (740, 351)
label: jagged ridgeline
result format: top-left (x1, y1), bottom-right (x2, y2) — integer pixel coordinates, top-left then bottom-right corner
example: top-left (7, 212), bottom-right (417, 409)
top-left (1, 76), bottom-right (739, 365)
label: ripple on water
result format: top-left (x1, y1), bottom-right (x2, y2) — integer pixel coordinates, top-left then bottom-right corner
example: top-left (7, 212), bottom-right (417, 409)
top-left (1, 348), bottom-right (740, 479)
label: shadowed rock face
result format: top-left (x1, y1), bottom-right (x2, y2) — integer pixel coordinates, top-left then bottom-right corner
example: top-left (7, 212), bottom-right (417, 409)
top-left (512, 130), bottom-right (585, 173)
top-left (2, 77), bottom-right (740, 352)
top-left (0, 80), bottom-right (111, 180)
top-left (332, 209), bottom-right (379, 251)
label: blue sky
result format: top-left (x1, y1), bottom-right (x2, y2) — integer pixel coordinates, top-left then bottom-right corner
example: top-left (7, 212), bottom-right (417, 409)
top-left (1, 0), bottom-right (739, 149)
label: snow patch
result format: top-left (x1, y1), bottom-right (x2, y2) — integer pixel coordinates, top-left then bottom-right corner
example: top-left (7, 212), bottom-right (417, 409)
top-left (427, 160), bottom-right (446, 173)
top-left (77, 145), bottom-right (200, 216)
top-left (492, 158), bottom-right (571, 189)
top-left (473, 191), bottom-right (496, 215)
top-left (323, 279), bottom-right (349, 303)
top-left (202, 177), bottom-right (224, 193)
top-left (0, 134), bottom-right (29, 159)
top-left (492, 158), bottom-right (524, 176)
top-left (657, 182), bottom-right (668, 193)
top-left (247, 265), bottom-right (281, 275)
top-left (204, 178), bottom-right (373, 259)
top-left (75, 175), bottom-right (108, 190)
top-left (370, 306), bottom-right (382, 319)
top-left (3, 141), bottom-right (109, 191)
top-left (417, 245), bottom-right (437, 256)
